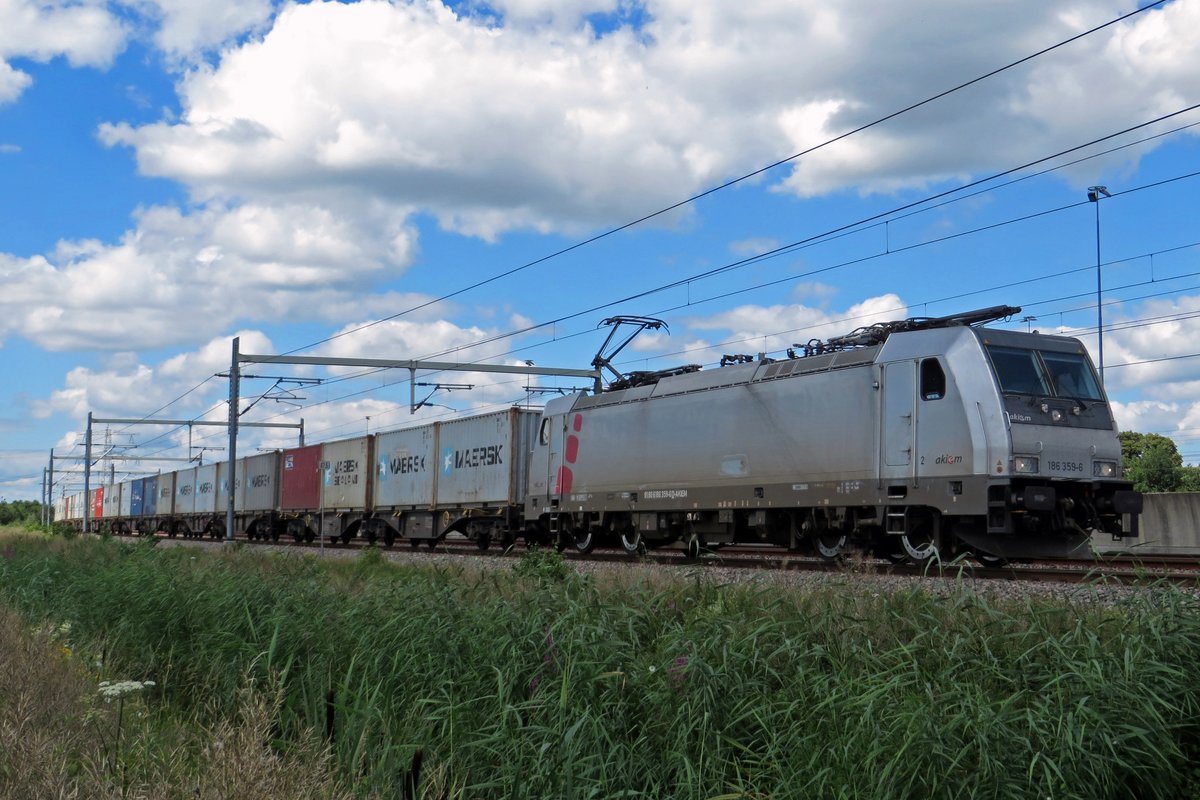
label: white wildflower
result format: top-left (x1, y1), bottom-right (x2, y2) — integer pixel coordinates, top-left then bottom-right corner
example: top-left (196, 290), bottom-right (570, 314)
top-left (648, 665), bottom-right (657, 673)
top-left (97, 680), bottom-right (156, 702)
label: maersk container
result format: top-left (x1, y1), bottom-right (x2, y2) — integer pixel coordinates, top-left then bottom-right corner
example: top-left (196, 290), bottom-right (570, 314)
top-left (130, 479), bottom-right (144, 517)
top-left (157, 472), bottom-right (176, 516)
top-left (375, 425), bottom-right (437, 508)
top-left (103, 483), bottom-right (121, 518)
top-left (143, 476), bottom-right (158, 517)
top-left (215, 462), bottom-right (233, 515)
top-left (239, 452), bottom-right (279, 512)
top-left (281, 444), bottom-right (322, 510)
top-left (175, 468), bottom-right (197, 515)
top-left (195, 464), bottom-right (218, 515)
top-left (119, 481), bottom-right (133, 517)
top-left (321, 436), bottom-right (373, 511)
top-left (435, 408), bottom-right (540, 506)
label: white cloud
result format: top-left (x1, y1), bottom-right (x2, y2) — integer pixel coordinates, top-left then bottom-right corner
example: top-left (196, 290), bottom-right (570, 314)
top-left (0, 201), bottom-right (419, 351)
top-left (683, 293), bottom-right (907, 360)
top-left (0, 142), bottom-right (20, 154)
top-left (136, 0), bottom-right (276, 62)
top-left (94, 0), bottom-right (1198, 247)
top-left (0, 0), bottom-right (128, 105)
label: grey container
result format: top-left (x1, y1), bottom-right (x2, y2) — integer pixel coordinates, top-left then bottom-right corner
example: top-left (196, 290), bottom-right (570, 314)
top-left (119, 480), bottom-right (133, 517)
top-left (103, 483), bottom-right (121, 518)
top-left (175, 467), bottom-right (197, 515)
top-left (216, 461), bottom-right (233, 515)
top-left (321, 436), bottom-right (373, 511)
top-left (375, 425), bottom-right (437, 508)
top-left (156, 472), bottom-right (176, 516)
top-left (435, 408), bottom-right (539, 506)
top-left (239, 452), bottom-right (279, 512)
top-left (195, 464), bottom-right (218, 514)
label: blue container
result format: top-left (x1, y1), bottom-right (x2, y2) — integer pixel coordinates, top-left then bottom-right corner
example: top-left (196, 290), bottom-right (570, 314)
top-left (130, 478), bottom-right (144, 517)
top-left (143, 476), bottom-right (158, 516)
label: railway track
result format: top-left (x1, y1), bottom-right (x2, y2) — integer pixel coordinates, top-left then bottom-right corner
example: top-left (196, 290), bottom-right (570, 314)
top-left (123, 529), bottom-right (1200, 588)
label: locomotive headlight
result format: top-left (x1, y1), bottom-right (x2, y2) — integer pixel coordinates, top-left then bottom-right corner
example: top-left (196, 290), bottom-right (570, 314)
top-left (1093, 461), bottom-right (1117, 478)
top-left (1014, 456), bottom-right (1039, 474)
top-left (1050, 409), bottom-right (1064, 422)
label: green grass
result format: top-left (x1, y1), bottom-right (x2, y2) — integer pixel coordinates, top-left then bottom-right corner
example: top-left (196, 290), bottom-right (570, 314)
top-left (2, 531), bottom-right (1199, 799)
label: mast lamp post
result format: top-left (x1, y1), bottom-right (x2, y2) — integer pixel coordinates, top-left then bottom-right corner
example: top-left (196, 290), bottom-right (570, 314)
top-left (1087, 185), bottom-right (1111, 386)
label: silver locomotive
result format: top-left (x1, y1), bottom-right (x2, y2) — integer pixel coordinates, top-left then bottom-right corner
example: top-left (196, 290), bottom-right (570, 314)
top-left (527, 306), bottom-right (1142, 561)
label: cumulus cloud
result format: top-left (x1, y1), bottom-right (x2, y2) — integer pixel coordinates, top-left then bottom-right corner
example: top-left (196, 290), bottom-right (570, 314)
top-left (135, 0), bottom-right (276, 62)
top-left (0, 201), bottom-right (419, 351)
top-left (0, 0), bottom-right (128, 105)
top-left (96, 0), bottom-right (1200, 242)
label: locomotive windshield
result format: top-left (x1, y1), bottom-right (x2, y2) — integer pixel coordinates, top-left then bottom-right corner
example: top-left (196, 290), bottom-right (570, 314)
top-left (985, 345), bottom-right (1103, 401)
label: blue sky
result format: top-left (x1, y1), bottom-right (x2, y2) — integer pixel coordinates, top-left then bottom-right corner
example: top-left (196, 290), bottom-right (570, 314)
top-left (2, 0), bottom-right (1199, 502)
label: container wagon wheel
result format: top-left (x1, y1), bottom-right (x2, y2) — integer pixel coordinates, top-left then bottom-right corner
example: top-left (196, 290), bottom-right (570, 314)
top-left (813, 529), bottom-right (847, 560)
top-left (476, 533), bottom-right (492, 551)
top-left (975, 551), bottom-right (1007, 568)
top-left (383, 529), bottom-right (395, 548)
top-left (573, 529), bottom-right (595, 554)
top-left (684, 532), bottom-right (702, 560)
top-left (621, 528), bottom-right (645, 556)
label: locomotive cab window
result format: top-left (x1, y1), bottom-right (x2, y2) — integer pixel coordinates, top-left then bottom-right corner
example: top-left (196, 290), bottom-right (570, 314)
top-left (1042, 351), bottom-right (1103, 401)
top-left (539, 418), bottom-right (551, 446)
top-left (986, 346), bottom-right (1050, 396)
top-left (920, 358), bottom-right (945, 400)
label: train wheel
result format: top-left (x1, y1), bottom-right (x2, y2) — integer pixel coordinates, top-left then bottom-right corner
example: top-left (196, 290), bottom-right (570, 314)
top-left (684, 533), bottom-right (702, 560)
top-left (814, 530), bottom-right (847, 560)
top-left (975, 552), bottom-right (1007, 568)
top-left (476, 534), bottom-right (492, 551)
top-left (383, 530), bottom-right (395, 548)
top-left (304, 529), bottom-right (315, 544)
top-left (410, 538), bottom-right (420, 550)
top-left (900, 519), bottom-right (939, 562)
top-left (621, 529), bottom-right (645, 555)
top-left (425, 538), bottom-right (438, 549)
top-left (573, 530), bottom-right (595, 554)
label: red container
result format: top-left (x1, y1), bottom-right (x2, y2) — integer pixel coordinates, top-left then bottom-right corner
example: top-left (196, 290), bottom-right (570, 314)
top-left (92, 487), bottom-right (104, 519)
top-left (280, 444), bottom-right (322, 511)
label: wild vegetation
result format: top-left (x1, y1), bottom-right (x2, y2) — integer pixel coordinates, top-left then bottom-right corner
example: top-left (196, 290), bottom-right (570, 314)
top-left (1120, 431), bottom-right (1200, 493)
top-left (2, 530), bottom-right (1200, 799)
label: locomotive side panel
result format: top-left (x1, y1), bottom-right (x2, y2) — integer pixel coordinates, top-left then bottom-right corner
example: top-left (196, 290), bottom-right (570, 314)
top-left (560, 364), bottom-right (878, 506)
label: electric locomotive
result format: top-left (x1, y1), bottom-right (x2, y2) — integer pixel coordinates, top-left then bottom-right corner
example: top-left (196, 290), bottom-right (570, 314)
top-left (528, 307), bottom-right (1142, 561)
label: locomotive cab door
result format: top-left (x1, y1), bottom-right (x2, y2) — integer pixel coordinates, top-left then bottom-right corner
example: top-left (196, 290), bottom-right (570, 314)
top-left (881, 361), bottom-right (917, 480)
top-left (545, 413), bottom-right (568, 504)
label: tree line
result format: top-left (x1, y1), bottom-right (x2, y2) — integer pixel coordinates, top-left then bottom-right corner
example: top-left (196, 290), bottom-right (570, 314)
top-left (0, 499), bottom-right (46, 526)
top-left (1119, 431), bottom-right (1200, 494)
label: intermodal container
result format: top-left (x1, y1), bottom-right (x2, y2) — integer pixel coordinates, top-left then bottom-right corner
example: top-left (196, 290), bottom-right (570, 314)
top-left (175, 468), bottom-right (197, 515)
top-left (215, 462), bottom-right (233, 516)
top-left (143, 476), bottom-right (158, 516)
top-left (321, 436), bottom-right (373, 510)
top-left (239, 452), bottom-right (279, 512)
top-left (435, 409), bottom-right (540, 506)
top-left (280, 444), bottom-right (322, 511)
top-left (156, 472), bottom-right (176, 516)
top-left (195, 464), bottom-right (218, 514)
top-left (119, 480), bottom-right (134, 517)
top-left (91, 487), bottom-right (104, 520)
top-left (103, 483), bottom-right (121, 518)
top-left (130, 479), bottom-right (145, 517)
top-left (375, 425), bottom-right (437, 508)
